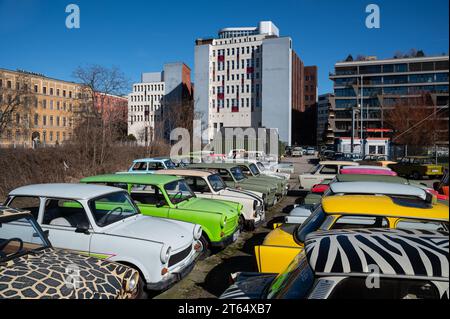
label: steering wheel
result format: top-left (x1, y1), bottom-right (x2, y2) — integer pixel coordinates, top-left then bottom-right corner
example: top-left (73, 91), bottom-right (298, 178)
top-left (171, 191), bottom-right (183, 202)
top-left (0, 238), bottom-right (24, 259)
top-left (99, 206), bottom-right (123, 226)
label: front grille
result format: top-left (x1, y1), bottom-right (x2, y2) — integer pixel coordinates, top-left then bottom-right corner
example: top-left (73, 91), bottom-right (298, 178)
top-left (168, 245), bottom-right (192, 268)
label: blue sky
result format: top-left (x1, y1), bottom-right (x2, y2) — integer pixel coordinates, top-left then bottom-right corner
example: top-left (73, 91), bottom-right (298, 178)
top-left (0, 0), bottom-right (448, 94)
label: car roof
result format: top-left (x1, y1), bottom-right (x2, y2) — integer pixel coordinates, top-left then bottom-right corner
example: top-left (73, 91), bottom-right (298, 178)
top-left (343, 165), bottom-right (391, 170)
top-left (189, 163), bottom-right (239, 169)
top-left (320, 161), bottom-right (359, 166)
top-left (80, 174), bottom-right (182, 186)
top-left (305, 228), bottom-right (449, 279)
top-left (133, 157), bottom-right (171, 162)
top-left (0, 206), bottom-right (31, 220)
top-left (155, 169), bottom-right (212, 178)
top-left (321, 195), bottom-right (449, 220)
top-left (330, 182), bottom-right (428, 200)
top-left (335, 174), bottom-right (409, 183)
top-left (9, 184), bottom-right (124, 200)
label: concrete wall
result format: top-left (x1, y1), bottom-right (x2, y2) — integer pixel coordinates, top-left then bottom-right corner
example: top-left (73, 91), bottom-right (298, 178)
top-left (194, 44), bottom-right (211, 142)
top-left (141, 72), bottom-right (162, 83)
top-left (261, 37), bottom-right (292, 145)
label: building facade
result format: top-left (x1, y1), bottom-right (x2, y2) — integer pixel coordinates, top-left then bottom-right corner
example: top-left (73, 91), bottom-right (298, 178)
top-left (128, 62), bottom-right (192, 145)
top-left (316, 93), bottom-right (333, 145)
top-left (0, 68), bottom-right (81, 147)
top-left (194, 21), bottom-right (316, 146)
top-left (329, 55), bottom-right (449, 145)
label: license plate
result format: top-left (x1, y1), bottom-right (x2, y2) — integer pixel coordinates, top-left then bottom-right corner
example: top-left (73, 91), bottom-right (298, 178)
top-left (233, 230), bottom-right (240, 242)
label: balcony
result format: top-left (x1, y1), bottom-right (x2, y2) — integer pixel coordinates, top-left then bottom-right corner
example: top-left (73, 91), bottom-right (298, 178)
top-left (231, 106), bottom-right (239, 113)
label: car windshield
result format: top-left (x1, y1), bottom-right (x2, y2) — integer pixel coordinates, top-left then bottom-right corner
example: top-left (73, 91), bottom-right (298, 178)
top-left (249, 164), bottom-right (260, 176)
top-left (0, 214), bottom-right (49, 262)
top-left (257, 162), bottom-right (265, 170)
top-left (309, 165), bottom-right (320, 174)
top-left (89, 192), bottom-right (139, 227)
top-left (266, 251), bottom-right (315, 299)
top-left (295, 206), bottom-right (327, 243)
top-left (165, 160), bottom-right (177, 169)
top-left (208, 174), bottom-right (227, 192)
top-left (164, 180), bottom-right (196, 204)
top-left (230, 167), bottom-right (246, 181)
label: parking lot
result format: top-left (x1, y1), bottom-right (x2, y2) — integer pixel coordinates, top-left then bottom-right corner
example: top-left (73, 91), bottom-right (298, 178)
top-left (154, 156), bottom-right (314, 299)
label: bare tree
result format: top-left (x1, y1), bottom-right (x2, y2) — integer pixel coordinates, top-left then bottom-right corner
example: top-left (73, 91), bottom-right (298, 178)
top-left (0, 72), bottom-right (34, 145)
top-left (72, 65), bottom-right (129, 172)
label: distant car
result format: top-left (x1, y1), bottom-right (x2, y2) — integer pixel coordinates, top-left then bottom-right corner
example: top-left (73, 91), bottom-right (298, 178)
top-left (0, 206), bottom-right (140, 299)
top-left (358, 154), bottom-right (396, 167)
top-left (305, 147), bottom-right (315, 156)
top-left (221, 228), bottom-right (449, 299)
top-left (123, 158), bottom-right (177, 174)
top-left (298, 161), bottom-right (359, 190)
top-left (156, 169), bottom-right (265, 231)
top-left (389, 156), bottom-right (444, 180)
top-left (291, 147), bottom-right (303, 157)
top-left (433, 170), bottom-right (449, 201)
top-left (319, 150), bottom-right (334, 161)
top-left (5, 184), bottom-right (202, 294)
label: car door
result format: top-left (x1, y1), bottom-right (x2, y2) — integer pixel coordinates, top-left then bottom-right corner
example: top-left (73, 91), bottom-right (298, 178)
top-left (6, 196), bottom-right (43, 244)
top-left (130, 184), bottom-right (170, 218)
top-left (40, 198), bottom-right (92, 253)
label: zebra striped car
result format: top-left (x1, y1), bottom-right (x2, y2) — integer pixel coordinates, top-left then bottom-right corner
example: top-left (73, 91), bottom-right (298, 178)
top-left (220, 228), bottom-right (449, 299)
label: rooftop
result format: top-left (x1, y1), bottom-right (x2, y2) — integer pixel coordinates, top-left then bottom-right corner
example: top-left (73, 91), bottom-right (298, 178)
top-left (9, 184), bottom-right (124, 200)
top-left (80, 174), bottom-right (181, 186)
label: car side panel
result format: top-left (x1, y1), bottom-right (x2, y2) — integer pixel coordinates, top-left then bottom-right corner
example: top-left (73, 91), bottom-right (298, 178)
top-left (254, 245), bottom-right (301, 273)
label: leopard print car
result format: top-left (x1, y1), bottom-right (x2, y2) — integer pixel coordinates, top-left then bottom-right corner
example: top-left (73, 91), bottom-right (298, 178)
top-left (0, 206), bottom-right (140, 299)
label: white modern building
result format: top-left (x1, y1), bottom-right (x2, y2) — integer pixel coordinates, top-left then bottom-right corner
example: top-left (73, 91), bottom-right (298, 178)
top-left (195, 21), bottom-right (305, 146)
top-left (128, 62), bottom-right (192, 145)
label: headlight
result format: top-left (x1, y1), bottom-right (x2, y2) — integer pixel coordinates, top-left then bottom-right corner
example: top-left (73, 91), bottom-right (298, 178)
top-left (193, 224), bottom-right (202, 240)
top-left (220, 215), bottom-right (227, 228)
top-left (125, 271), bottom-right (139, 293)
top-left (160, 244), bottom-right (171, 264)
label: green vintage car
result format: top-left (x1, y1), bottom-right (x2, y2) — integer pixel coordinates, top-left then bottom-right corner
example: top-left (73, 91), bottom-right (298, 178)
top-left (232, 162), bottom-right (289, 198)
top-left (80, 174), bottom-right (241, 252)
top-left (188, 163), bottom-right (278, 207)
top-left (388, 156), bottom-right (444, 180)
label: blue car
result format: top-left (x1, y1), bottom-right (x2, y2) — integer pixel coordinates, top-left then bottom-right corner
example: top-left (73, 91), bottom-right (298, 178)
top-left (121, 157), bottom-right (177, 174)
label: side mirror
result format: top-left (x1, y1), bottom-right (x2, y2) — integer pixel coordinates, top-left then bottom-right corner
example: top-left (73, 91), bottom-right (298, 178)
top-left (75, 225), bottom-right (90, 234)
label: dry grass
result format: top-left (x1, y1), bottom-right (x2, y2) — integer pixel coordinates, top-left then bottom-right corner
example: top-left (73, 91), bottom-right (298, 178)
top-left (0, 142), bottom-right (169, 201)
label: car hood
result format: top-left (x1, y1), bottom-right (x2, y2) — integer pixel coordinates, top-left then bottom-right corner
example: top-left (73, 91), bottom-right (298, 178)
top-left (219, 188), bottom-right (264, 204)
top-left (104, 214), bottom-right (194, 248)
top-left (263, 224), bottom-right (299, 247)
top-left (220, 273), bottom-right (276, 299)
top-left (176, 197), bottom-right (240, 219)
top-left (237, 180), bottom-right (274, 193)
top-left (0, 248), bottom-right (136, 299)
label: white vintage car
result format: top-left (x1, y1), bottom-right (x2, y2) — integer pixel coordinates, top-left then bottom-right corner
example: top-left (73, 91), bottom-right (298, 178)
top-left (298, 161), bottom-right (359, 190)
top-left (156, 169), bottom-right (265, 230)
top-left (5, 184), bottom-right (202, 295)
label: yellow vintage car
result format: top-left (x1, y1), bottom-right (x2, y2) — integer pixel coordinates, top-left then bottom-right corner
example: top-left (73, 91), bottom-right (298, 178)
top-left (255, 195), bottom-right (449, 273)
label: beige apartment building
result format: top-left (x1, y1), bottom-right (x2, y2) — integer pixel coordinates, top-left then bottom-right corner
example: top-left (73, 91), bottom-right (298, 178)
top-left (0, 68), bottom-right (82, 147)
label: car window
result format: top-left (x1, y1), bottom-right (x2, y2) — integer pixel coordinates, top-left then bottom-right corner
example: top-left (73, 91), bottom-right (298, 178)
top-left (249, 164), bottom-right (260, 176)
top-left (320, 165), bottom-right (338, 175)
top-left (295, 207), bottom-right (327, 243)
top-left (148, 162), bottom-right (165, 170)
top-left (0, 215), bottom-right (48, 262)
top-left (43, 199), bottom-right (90, 229)
top-left (164, 160), bottom-right (176, 169)
top-left (89, 192), bottom-right (139, 227)
top-left (185, 177), bottom-right (210, 193)
top-left (230, 167), bottom-right (246, 181)
top-left (7, 196), bottom-right (40, 219)
top-left (331, 216), bottom-right (389, 229)
top-left (130, 184), bottom-right (167, 205)
top-left (396, 219), bottom-right (449, 232)
top-left (309, 165), bottom-right (320, 174)
top-left (132, 162), bottom-right (147, 171)
top-left (164, 180), bottom-right (196, 204)
top-left (208, 174), bottom-right (227, 192)
top-left (328, 277), bottom-right (440, 299)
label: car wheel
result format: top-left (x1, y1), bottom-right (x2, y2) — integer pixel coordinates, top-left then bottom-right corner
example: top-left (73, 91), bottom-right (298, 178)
top-left (135, 276), bottom-right (149, 299)
top-left (412, 171), bottom-right (422, 180)
top-left (198, 234), bottom-right (211, 260)
top-left (238, 215), bottom-right (245, 232)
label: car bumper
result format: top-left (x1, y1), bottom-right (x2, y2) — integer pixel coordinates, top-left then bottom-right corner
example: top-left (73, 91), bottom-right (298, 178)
top-left (210, 228), bottom-right (240, 249)
top-left (146, 248), bottom-right (200, 291)
top-left (245, 214), bottom-right (265, 229)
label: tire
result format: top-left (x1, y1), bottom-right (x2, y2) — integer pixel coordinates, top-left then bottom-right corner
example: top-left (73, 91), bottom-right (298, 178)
top-left (412, 171), bottom-right (422, 180)
top-left (135, 276), bottom-right (148, 299)
top-left (238, 215), bottom-right (245, 232)
top-left (198, 234), bottom-right (211, 260)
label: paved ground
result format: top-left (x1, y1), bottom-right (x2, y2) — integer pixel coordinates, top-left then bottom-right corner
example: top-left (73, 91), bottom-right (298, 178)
top-left (153, 155), bottom-right (314, 299)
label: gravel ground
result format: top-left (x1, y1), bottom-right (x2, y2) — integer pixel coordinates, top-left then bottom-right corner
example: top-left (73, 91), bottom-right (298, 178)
top-left (153, 156), bottom-right (314, 299)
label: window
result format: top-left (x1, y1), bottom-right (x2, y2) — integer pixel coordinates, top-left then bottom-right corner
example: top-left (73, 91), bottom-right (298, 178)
top-left (147, 162), bottom-right (165, 171)
top-left (396, 219), bottom-right (448, 232)
top-left (184, 177), bottom-right (210, 193)
top-left (320, 165), bottom-right (338, 174)
top-left (8, 196), bottom-right (41, 219)
top-left (328, 278), bottom-right (439, 299)
top-left (34, 114), bottom-right (39, 126)
top-left (332, 216), bottom-right (389, 229)
top-left (42, 198), bottom-right (89, 228)
top-left (88, 192), bottom-right (138, 227)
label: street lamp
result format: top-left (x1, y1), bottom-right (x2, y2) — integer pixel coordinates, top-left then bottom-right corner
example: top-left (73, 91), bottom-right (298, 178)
top-left (359, 75), bottom-right (365, 157)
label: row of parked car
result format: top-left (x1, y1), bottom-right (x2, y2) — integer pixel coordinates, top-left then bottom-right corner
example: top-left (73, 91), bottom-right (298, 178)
top-left (0, 157), bottom-right (289, 299)
top-left (219, 160), bottom-right (449, 299)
